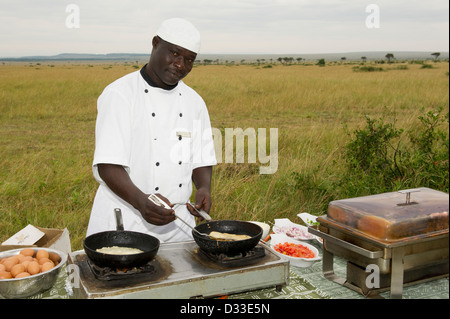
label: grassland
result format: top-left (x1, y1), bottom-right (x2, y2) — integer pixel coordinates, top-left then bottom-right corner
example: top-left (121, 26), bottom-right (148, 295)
top-left (0, 61), bottom-right (448, 250)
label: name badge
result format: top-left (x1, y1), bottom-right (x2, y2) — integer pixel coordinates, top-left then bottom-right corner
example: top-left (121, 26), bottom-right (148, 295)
top-left (176, 131), bottom-right (191, 138)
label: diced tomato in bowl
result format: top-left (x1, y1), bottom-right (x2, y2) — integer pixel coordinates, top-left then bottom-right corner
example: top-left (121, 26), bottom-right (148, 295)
top-left (274, 242), bottom-right (316, 258)
top-left (270, 233), bottom-right (321, 268)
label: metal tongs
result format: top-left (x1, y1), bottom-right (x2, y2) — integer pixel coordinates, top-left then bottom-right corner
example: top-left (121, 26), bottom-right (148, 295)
top-left (188, 202), bottom-right (213, 221)
top-left (148, 194), bottom-right (170, 209)
top-left (148, 194), bottom-right (212, 221)
top-left (147, 194), bottom-right (211, 238)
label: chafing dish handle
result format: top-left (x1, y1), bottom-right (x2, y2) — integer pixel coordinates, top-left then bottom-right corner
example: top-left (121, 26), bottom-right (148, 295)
top-left (309, 227), bottom-right (384, 259)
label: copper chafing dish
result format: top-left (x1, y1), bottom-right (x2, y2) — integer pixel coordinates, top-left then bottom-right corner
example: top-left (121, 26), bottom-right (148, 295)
top-left (309, 187), bottom-right (449, 299)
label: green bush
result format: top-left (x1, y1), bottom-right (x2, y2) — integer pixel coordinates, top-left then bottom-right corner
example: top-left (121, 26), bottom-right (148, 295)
top-left (421, 64), bottom-right (434, 69)
top-left (406, 108), bottom-right (449, 191)
top-left (340, 108), bottom-right (449, 197)
top-left (352, 66), bottom-right (384, 72)
top-left (395, 65), bottom-right (409, 70)
top-left (317, 58), bottom-right (326, 67)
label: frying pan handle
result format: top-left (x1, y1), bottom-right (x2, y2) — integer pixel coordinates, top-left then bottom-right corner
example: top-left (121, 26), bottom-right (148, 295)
top-left (258, 239), bottom-right (280, 256)
top-left (114, 208), bottom-right (124, 231)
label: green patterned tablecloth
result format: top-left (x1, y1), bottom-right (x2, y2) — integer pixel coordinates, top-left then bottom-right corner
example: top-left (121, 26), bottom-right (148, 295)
top-left (228, 241), bottom-right (449, 300)
top-left (227, 268), bottom-right (331, 299)
top-left (290, 253), bottom-right (449, 299)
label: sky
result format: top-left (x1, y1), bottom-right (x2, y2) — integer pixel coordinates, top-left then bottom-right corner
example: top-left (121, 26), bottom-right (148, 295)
top-left (0, 0), bottom-right (448, 57)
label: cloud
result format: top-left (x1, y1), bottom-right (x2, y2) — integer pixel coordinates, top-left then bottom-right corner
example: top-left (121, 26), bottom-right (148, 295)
top-left (0, 0), bottom-right (448, 56)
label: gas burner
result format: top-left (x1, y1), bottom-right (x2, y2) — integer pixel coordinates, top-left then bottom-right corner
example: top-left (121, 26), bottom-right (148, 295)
top-left (87, 259), bottom-right (157, 281)
top-left (197, 246), bottom-right (266, 267)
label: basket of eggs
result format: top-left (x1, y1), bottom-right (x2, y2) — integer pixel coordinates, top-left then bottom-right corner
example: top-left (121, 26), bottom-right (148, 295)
top-left (0, 247), bottom-right (67, 299)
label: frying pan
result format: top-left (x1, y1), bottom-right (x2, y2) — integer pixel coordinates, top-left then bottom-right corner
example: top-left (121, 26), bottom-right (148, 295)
top-left (192, 220), bottom-right (263, 255)
top-left (83, 209), bottom-right (160, 268)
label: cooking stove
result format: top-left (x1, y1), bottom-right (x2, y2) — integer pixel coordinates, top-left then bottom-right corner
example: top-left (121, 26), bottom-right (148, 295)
top-left (69, 240), bottom-right (289, 299)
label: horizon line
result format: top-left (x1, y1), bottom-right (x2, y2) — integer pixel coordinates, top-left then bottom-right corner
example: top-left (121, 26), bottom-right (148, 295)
top-left (1, 50), bottom-right (449, 57)
top-left (1, 50), bottom-right (448, 62)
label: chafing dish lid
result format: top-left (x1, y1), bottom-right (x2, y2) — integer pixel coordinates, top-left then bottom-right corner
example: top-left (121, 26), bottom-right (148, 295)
top-left (327, 187), bottom-right (449, 242)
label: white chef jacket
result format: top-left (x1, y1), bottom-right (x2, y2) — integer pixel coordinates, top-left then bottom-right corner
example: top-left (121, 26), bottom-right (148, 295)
top-left (86, 70), bottom-right (217, 242)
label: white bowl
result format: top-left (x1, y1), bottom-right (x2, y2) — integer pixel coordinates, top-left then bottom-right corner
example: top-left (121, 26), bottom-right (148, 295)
top-left (249, 221), bottom-right (270, 239)
top-left (296, 212), bottom-right (319, 226)
top-left (295, 213), bottom-right (324, 245)
top-left (270, 233), bottom-right (321, 268)
top-left (272, 218), bottom-right (316, 241)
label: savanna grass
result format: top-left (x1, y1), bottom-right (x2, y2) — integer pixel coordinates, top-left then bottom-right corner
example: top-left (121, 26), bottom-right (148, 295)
top-left (1, 61), bottom-right (448, 250)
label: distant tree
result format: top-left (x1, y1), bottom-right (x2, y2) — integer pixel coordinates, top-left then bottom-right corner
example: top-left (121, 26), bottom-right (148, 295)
top-left (431, 52), bottom-right (441, 61)
top-left (341, 57), bottom-right (347, 63)
top-left (277, 57), bottom-right (284, 64)
top-left (317, 58), bottom-right (326, 67)
top-left (283, 57), bottom-right (294, 65)
top-left (361, 56), bottom-right (367, 63)
top-left (296, 57), bottom-right (303, 64)
top-left (385, 53), bottom-right (394, 63)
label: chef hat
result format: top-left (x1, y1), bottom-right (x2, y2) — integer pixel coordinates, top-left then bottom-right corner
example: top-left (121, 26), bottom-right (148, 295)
top-left (156, 18), bottom-right (201, 54)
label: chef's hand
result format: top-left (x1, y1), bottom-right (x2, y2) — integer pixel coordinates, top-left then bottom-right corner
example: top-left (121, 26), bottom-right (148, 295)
top-left (187, 187), bottom-right (212, 222)
top-left (188, 166), bottom-right (213, 222)
top-left (97, 164), bottom-right (175, 226)
top-left (139, 193), bottom-right (176, 226)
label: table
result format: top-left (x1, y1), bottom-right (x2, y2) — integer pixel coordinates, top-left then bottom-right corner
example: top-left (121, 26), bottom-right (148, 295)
top-left (228, 255), bottom-right (449, 299)
top-left (26, 242), bottom-right (449, 299)
top-left (228, 241), bottom-right (449, 299)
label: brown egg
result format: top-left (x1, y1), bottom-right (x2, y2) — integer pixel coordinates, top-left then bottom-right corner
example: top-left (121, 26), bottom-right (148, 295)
top-left (40, 262), bottom-right (54, 273)
top-left (5, 256), bottom-right (20, 265)
top-left (20, 248), bottom-right (35, 257)
top-left (22, 256), bottom-right (34, 262)
top-left (27, 261), bottom-right (40, 275)
top-left (36, 250), bottom-right (49, 260)
top-left (15, 272), bottom-right (31, 278)
top-left (21, 260), bottom-right (31, 271)
top-left (38, 257), bottom-right (53, 265)
top-left (0, 264), bottom-right (5, 272)
top-left (3, 259), bottom-right (18, 272)
top-left (16, 254), bottom-right (25, 262)
top-left (0, 271), bottom-right (12, 279)
top-left (10, 264), bottom-right (26, 278)
top-left (48, 252), bottom-right (61, 264)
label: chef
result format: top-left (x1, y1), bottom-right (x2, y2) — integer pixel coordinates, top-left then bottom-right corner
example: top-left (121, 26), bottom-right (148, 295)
top-left (86, 18), bottom-right (217, 242)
